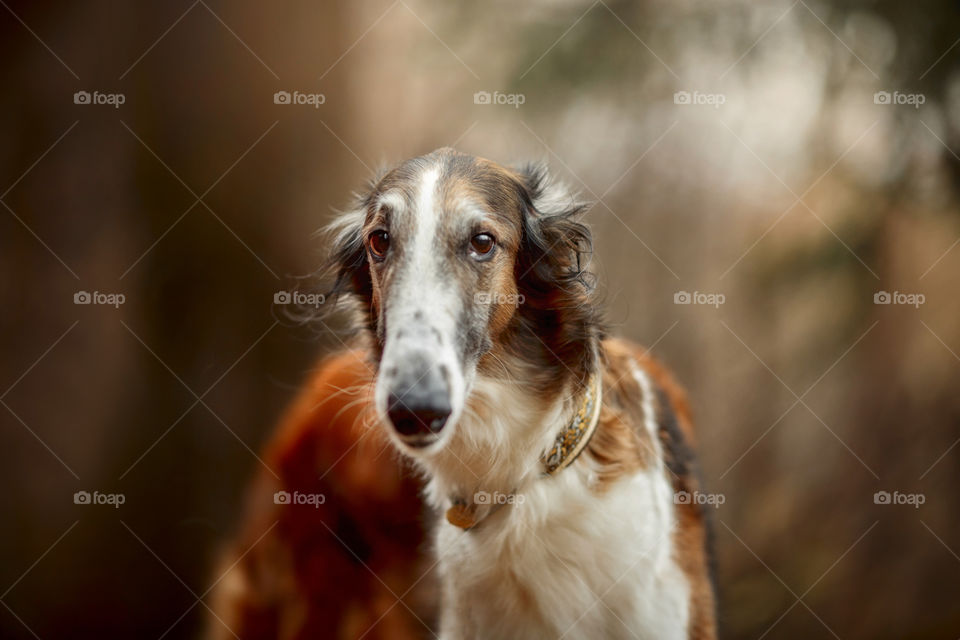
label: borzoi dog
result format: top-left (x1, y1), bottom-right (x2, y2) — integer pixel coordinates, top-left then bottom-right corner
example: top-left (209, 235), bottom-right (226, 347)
top-left (211, 147), bottom-right (717, 640)
top-left (321, 148), bottom-right (717, 639)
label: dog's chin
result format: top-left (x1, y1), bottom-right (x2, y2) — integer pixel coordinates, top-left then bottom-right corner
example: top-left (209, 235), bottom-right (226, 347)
top-left (396, 433), bottom-right (443, 452)
top-left (386, 417), bottom-right (459, 457)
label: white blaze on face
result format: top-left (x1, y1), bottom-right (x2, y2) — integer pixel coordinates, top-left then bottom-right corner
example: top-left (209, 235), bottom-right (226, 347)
top-left (409, 166), bottom-right (443, 300)
top-left (374, 164), bottom-right (468, 448)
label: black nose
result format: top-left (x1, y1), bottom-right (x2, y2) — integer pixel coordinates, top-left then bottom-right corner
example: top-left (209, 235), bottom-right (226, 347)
top-left (387, 394), bottom-right (452, 438)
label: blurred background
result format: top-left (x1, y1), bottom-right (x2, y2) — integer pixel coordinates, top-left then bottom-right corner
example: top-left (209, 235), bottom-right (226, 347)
top-left (2, 0), bottom-right (959, 637)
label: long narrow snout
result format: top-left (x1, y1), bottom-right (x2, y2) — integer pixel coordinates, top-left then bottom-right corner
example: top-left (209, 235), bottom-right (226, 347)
top-left (371, 163), bottom-right (471, 450)
top-left (377, 316), bottom-right (463, 449)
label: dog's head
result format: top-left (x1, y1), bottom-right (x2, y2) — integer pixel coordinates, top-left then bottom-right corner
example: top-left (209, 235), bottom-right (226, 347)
top-left (324, 148), bottom-right (598, 453)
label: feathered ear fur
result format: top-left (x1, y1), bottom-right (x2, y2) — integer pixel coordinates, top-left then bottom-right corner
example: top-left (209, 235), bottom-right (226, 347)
top-left (514, 162), bottom-right (595, 299)
top-left (322, 204), bottom-right (369, 304)
top-left (314, 172), bottom-right (386, 338)
top-left (509, 162), bottom-right (603, 385)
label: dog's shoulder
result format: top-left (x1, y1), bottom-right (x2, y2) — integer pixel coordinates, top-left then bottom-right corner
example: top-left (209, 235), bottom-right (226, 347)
top-left (600, 337), bottom-right (696, 442)
top-left (589, 336), bottom-right (705, 497)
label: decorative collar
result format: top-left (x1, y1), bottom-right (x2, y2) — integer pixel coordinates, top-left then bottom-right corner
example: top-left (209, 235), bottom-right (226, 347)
top-left (542, 373), bottom-right (603, 475)
top-left (445, 373), bottom-right (603, 531)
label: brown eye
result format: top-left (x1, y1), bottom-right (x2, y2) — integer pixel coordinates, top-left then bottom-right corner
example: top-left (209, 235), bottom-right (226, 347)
top-left (369, 230), bottom-right (390, 259)
top-left (470, 233), bottom-right (495, 258)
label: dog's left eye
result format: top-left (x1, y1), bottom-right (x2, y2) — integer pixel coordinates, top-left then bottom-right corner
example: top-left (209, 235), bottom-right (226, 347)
top-left (470, 233), bottom-right (495, 258)
top-left (369, 231), bottom-right (390, 260)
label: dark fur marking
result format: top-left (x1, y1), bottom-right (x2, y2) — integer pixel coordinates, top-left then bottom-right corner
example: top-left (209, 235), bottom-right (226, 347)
top-left (655, 387), bottom-right (694, 483)
top-left (654, 385), bottom-right (720, 631)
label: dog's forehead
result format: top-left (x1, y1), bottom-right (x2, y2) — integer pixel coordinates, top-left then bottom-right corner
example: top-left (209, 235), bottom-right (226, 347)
top-left (373, 149), bottom-right (524, 230)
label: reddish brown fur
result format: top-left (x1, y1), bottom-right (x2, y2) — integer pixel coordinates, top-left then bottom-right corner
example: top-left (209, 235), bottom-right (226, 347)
top-left (208, 351), bottom-right (432, 640)
top-left (587, 340), bottom-right (656, 488)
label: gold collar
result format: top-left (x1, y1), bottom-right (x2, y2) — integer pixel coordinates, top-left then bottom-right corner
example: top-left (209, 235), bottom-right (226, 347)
top-left (445, 374), bottom-right (603, 530)
top-left (542, 373), bottom-right (603, 475)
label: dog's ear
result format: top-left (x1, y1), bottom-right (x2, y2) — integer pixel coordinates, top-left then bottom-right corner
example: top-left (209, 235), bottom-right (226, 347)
top-left (511, 162), bottom-right (602, 381)
top-left (514, 162), bottom-right (595, 303)
top-left (322, 203), bottom-right (371, 305)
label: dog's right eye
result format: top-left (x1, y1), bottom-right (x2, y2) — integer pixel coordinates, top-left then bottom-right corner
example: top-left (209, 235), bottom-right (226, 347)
top-left (369, 231), bottom-right (390, 260)
top-left (469, 233), bottom-right (496, 259)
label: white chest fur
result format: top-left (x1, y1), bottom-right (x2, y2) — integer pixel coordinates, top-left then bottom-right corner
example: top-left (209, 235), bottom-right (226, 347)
top-left (433, 464), bottom-right (690, 639)
top-left (412, 362), bottom-right (691, 640)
